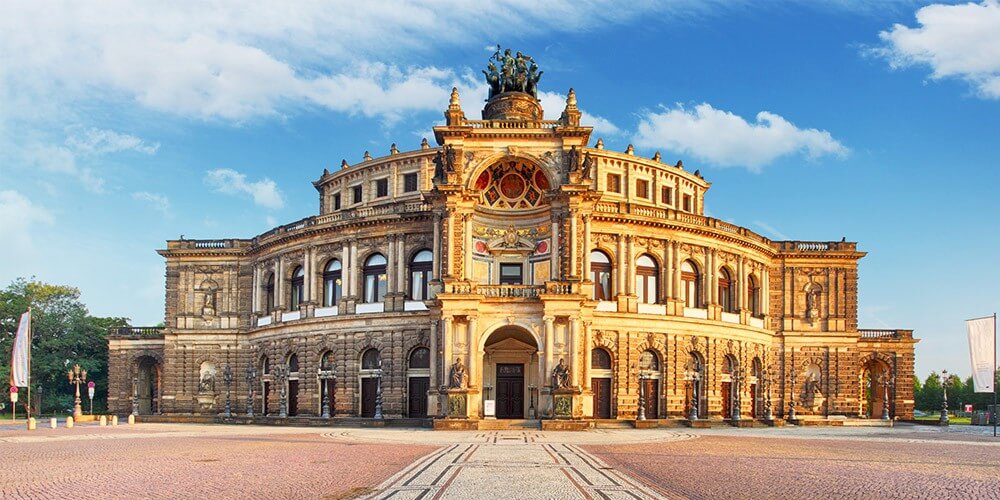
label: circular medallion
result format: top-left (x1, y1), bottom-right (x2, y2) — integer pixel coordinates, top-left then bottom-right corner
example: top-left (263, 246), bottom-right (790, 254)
top-left (499, 173), bottom-right (526, 199)
top-left (475, 170), bottom-right (490, 190)
top-left (534, 170), bottom-right (550, 190)
top-left (535, 240), bottom-right (549, 254)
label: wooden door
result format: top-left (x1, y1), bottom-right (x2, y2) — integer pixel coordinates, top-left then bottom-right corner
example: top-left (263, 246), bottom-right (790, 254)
top-left (496, 364), bottom-right (524, 419)
top-left (592, 378), bottom-right (612, 419)
top-left (642, 379), bottom-right (659, 419)
top-left (262, 382), bottom-right (270, 415)
top-left (408, 377), bottom-right (429, 418)
top-left (361, 377), bottom-right (378, 417)
top-left (288, 380), bottom-right (299, 416)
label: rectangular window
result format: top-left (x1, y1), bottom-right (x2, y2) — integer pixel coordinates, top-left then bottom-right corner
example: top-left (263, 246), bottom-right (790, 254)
top-left (352, 185), bottom-right (363, 204)
top-left (661, 186), bottom-right (673, 205)
top-left (403, 172), bottom-right (418, 192)
top-left (636, 179), bottom-right (649, 199)
top-left (683, 194), bottom-right (692, 212)
top-left (333, 193), bottom-right (341, 210)
top-left (499, 263), bottom-right (523, 285)
top-left (607, 173), bottom-right (621, 193)
top-left (375, 178), bottom-right (388, 198)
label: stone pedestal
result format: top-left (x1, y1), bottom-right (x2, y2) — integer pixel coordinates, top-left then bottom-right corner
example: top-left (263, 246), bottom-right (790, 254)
top-left (446, 390), bottom-right (469, 419)
top-left (552, 388), bottom-right (581, 419)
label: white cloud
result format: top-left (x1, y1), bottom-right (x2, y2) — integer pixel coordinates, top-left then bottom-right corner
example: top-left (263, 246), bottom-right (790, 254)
top-left (871, 1), bottom-right (1000, 99)
top-left (132, 191), bottom-right (171, 216)
top-left (205, 168), bottom-right (284, 209)
top-left (753, 221), bottom-right (790, 241)
top-left (633, 103), bottom-right (848, 171)
top-left (537, 91), bottom-right (621, 137)
top-left (0, 190), bottom-right (55, 254)
top-left (22, 144), bottom-right (106, 193)
top-left (67, 128), bottom-right (159, 155)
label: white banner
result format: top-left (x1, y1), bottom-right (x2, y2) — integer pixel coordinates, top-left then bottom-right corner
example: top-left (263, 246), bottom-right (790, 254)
top-left (966, 316), bottom-right (995, 393)
top-left (10, 310), bottom-right (31, 387)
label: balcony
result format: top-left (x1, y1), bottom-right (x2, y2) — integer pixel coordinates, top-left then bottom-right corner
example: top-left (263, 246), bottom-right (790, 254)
top-left (859, 329), bottom-right (913, 340)
top-left (108, 326), bottom-right (164, 337)
top-left (441, 281), bottom-right (579, 299)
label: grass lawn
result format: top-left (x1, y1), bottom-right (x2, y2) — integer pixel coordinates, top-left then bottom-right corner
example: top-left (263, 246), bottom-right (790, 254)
top-left (913, 414), bottom-right (971, 425)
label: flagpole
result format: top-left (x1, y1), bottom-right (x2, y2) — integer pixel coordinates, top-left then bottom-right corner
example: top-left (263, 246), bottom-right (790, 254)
top-left (993, 312), bottom-right (996, 438)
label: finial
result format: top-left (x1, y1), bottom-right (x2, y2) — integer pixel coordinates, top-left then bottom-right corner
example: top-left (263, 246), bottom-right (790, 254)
top-left (323, 168), bottom-right (329, 176)
top-left (449, 87), bottom-right (461, 107)
top-left (364, 151), bottom-right (372, 161)
top-left (566, 88), bottom-right (577, 107)
top-left (390, 143), bottom-right (399, 155)
top-left (653, 151), bottom-right (661, 162)
top-left (626, 144), bottom-right (634, 155)
top-left (421, 138), bottom-right (429, 150)
top-left (694, 169), bottom-right (701, 178)
top-left (595, 138), bottom-right (604, 150)
top-left (341, 159), bottom-right (349, 169)
top-left (675, 160), bottom-right (684, 169)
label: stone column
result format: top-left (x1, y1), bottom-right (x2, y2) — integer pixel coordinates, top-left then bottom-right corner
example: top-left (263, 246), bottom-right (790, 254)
top-left (428, 320), bottom-right (439, 416)
top-left (397, 237), bottom-right (406, 294)
top-left (432, 214), bottom-right (442, 281)
top-left (583, 322), bottom-right (593, 390)
top-left (463, 214), bottom-right (472, 281)
top-left (349, 239), bottom-right (359, 298)
top-left (467, 316), bottom-right (479, 388)
top-left (273, 259), bottom-right (282, 310)
top-left (583, 215), bottom-right (592, 281)
top-left (387, 234), bottom-right (396, 294)
top-left (569, 210), bottom-right (578, 278)
top-left (672, 242), bottom-right (681, 300)
top-left (551, 220), bottom-right (560, 280)
top-left (251, 266), bottom-right (259, 313)
top-left (570, 318), bottom-right (580, 387)
top-left (442, 316), bottom-right (454, 386)
top-left (664, 240), bottom-right (673, 302)
top-left (544, 316), bottom-right (555, 386)
top-left (626, 235), bottom-right (635, 295)
top-left (446, 213), bottom-right (454, 278)
top-left (341, 245), bottom-right (350, 302)
top-left (738, 257), bottom-right (746, 310)
top-left (617, 236), bottom-right (626, 296)
top-left (303, 249), bottom-right (312, 304)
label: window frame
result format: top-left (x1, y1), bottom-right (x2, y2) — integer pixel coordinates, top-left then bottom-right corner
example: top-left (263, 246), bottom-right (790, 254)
top-left (590, 250), bottom-right (613, 301)
top-left (290, 266), bottom-right (304, 309)
top-left (323, 259), bottom-right (343, 307)
top-left (352, 185), bottom-right (363, 205)
top-left (363, 253), bottom-right (388, 303)
top-left (403, 172), bottom-right (418, 193)
top-left (409, 249), bottom-right (433, 300)
top-left (635, 254), bottom-right (659, 304)
top-left (374, 178), bottom-right (389, 198)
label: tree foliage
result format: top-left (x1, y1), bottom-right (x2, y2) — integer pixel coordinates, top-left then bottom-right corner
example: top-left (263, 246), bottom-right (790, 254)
top-left (1, 278), bottom-right (128, 414)
top-left (914, 369), bottom-right (1000, 412)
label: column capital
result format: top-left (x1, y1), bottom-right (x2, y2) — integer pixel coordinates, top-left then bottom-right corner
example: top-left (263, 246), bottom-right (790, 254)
top-left (542, 315), bottom-right (555, 324)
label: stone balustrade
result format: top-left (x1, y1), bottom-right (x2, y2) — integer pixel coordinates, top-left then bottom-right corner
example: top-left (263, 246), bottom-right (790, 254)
top-left (108, 326), bottom-right (165, 337)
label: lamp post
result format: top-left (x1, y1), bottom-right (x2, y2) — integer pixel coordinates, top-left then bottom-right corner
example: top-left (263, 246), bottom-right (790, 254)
top-left (763, 370), bottom-right (774, 421)
top-left (939, 370), bottom-right (949, 425)
top-left (222, 364), bottom-right (233, 417)
top-left (317, 364), bottom-right (336, 419)
top-left (731, 366), bottom-right (742, 423)
top-left (273, 365), bottom-right (288, 418)
top-left (787, 373), bottom-right (797, 421)
top-left (637, 372), bottom-right (647, 421)
top-left (877, 373), bottom-right (892, 421)
top-left (685, 371), bottom-right (699, 421)
top-left (131, 376), bottom-right (139, 416)
top-left (67, 364), bottom-right (87, 419)
top-left (373, 359), bottom-right (384, 420)
top-left (245, 364), bottom-right (256, 418)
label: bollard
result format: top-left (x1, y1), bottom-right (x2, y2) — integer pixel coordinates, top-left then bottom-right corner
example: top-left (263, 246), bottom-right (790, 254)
top-left (66, 416), bottom-right (74, 428)
top-left (27, 417), bottom-right (37, 431)
top-left (99, 415), bottom-right (107, 426)
top-left (112, 415), bottom-right (119, 426)
top-left (128, 414), bottom-right (135, 425)
top-left (50, 417), bottom-right (57, 429)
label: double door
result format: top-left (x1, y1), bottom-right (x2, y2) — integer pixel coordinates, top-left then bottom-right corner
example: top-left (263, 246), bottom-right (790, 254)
top-left (495, 364), bottom-right (524, 419)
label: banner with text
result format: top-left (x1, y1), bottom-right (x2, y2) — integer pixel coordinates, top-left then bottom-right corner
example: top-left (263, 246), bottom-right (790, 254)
top-left (966, 316), bottom-right (995, 393)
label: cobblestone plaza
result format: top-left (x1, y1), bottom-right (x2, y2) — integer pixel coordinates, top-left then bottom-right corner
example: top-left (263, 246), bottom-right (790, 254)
top-left (1, 423), bottom-right (997, 499)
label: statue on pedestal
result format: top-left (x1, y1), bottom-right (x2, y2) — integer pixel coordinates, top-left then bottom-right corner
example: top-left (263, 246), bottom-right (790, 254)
top-left (551, 358), bottom-right (570, 390)
top-left (449, 358), bottom-right (467, 389)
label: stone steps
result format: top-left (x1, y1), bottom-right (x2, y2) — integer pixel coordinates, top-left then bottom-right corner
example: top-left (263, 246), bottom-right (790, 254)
top-left (477, 419), bottom-right (540, 430)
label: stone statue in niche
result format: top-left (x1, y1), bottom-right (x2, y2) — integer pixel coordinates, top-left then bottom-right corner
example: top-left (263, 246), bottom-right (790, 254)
top-left (202, 289), bottom-right (216, 316)
top-left (580, 152), bottom-right (595, 180)
top-left (800, 367), bottom-right (825, 412)
top-left (551, 358), bottom-right (571, 389)
top-left (449, 357), bottom-right (467, 389)
top-left (805, 284), bottom-right (821, 323)
top-left (199, 372), bottom-right (215, 393)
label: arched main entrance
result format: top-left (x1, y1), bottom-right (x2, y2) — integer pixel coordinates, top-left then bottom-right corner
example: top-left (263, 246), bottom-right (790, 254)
top-left (482, 326), bottom-right (540, 419)
top-left (862, 358), bottom-right (893, 419)
top-left (135, 356), bottom-right (160, 415)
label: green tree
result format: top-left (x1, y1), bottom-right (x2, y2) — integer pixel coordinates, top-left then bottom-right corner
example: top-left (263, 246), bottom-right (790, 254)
top-left (1, 278), bottom-right (128, 415)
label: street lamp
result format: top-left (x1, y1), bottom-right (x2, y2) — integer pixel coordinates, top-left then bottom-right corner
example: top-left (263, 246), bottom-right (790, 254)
top-left (273, 365), bottom-right (288, 418)
top-left (731, 366), bottom-right (742, 423)
top-left (373, 359), bottom-right (384, 420)
top-left (684, 369), bottom-right (699, 421)
top-left (245, 364), bottom-right (256, 417)
top-left (637, 372), bottom-right (647, 421)
top-left (877, 372), bottom-right (892, 421)
top-left (762, 369), bottom-right (774, 421)
top-left (67, 364), bottom-right (87, 419)
top-left (317, 364), bottom-right (336, 419)
top-left (222, 364), bottom-right (233, 417)
top-left (939, 370), bottom-right (949, 425)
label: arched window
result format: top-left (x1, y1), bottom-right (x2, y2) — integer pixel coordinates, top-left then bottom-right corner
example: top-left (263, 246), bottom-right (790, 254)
top-left (590, 250), bottom-right (613, 301)
top-left (409, 347), bottom-right (430, 369)
top-left (290, 266), bottom-right (304, 309)
top-left (719, 267), bottom-right (735, 313)
top-left (639, 350), bottom-right (660, 372)
top-left (287, 353), bottom-right (299, 373)
top-left (362, 349), bottom-right (381, 370)
top-left (409, 250), bottom-right (433, 301)
top-left (591, 348), bottom-right (612, 370)
top-left (363, 254), bottom-right (388, 303)
top-left (747, 274), bottom-right (761, 317)
top-left (265, 273), bottom-right (275, 313)
top-left (323, 259), bottom-right (342, 307)
top-left (681, 260), bottom-right (701, 308)
top-left (635, 254), bottom-right (659, 304)
top-left (260, 355), bottom-right (270, 374)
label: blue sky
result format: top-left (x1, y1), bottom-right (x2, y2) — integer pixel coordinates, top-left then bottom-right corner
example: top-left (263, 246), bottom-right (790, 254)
top-left (2, 1), bottom-right (998, 379)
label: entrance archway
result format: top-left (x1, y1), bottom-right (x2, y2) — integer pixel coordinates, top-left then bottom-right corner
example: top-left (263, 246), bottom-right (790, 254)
top-left (862, 358), bottom-right (892, 419)
top-left (482, 326), bottom-right (540, 419)
top-left (135, 356), bottom-right (160, 415)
